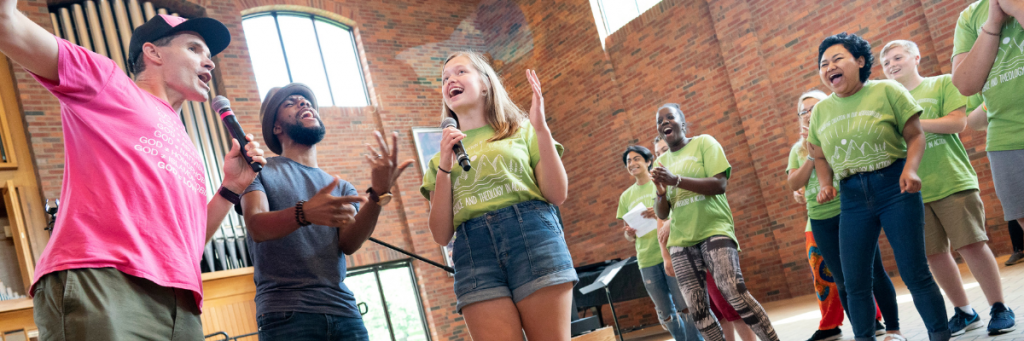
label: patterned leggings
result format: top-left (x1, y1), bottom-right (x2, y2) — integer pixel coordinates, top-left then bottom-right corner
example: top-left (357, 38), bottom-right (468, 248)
top-left (670, 235), bottom-right (778, 341)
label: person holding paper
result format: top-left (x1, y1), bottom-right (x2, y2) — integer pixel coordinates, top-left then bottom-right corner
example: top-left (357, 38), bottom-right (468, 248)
top-left (617, 145), bottom-right (702, 341)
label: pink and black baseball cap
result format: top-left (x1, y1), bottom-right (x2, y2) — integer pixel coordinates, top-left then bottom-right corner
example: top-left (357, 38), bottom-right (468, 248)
top-left (127, 14), bottom-right (231, 73)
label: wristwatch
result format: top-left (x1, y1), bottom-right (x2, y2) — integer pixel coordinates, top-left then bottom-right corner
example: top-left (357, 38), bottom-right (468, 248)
top-left (367, 187), bottom-right (393, 206)
top-left (219, 186), bottom-right (241, 205)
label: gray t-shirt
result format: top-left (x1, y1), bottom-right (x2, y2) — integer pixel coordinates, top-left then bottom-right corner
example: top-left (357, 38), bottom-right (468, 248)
top-left (243, 156), bottom-right (361, 317)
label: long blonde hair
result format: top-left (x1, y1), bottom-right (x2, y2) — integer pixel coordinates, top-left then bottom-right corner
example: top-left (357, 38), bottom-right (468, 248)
top-left (795, 90), bottom-right (828, 159)
top-left (441, 52), bottom-right (526, 142)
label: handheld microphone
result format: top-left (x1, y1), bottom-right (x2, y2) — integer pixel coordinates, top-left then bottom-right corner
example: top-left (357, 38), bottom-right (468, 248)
top-left (212, 96), bottom-right (263, 173)
top-left (440, 117), bottom-right (471, 172)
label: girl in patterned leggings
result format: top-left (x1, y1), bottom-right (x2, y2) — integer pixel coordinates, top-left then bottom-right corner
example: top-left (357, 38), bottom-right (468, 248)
top-left (651, 103), bottom-right (778, 341)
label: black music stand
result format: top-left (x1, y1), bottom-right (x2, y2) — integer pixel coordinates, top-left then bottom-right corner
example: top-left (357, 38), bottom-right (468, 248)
top-left (578, 258), bottom-right (631, 341)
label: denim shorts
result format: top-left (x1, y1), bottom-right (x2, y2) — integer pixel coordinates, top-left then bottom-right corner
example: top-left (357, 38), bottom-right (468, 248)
top-left (451, 200), bottom-right (578, 313)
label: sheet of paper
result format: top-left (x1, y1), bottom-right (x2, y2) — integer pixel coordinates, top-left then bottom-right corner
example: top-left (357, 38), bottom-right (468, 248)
top-left (622, 202), bottom-right (657, 237)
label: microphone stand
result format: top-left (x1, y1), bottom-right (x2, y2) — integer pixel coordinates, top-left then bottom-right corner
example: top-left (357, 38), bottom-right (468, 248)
top-left (369, 237), bottom-right (454, 273)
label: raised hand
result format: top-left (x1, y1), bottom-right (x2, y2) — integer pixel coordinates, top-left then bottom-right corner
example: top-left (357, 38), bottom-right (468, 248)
top-left (303, 177), bottom-right (365, 227)
top-left (437, 126), bottom-right (466, 172)
top-left (999, 0), bottom-right (1024, 21)
top-left (526, 69), bottom-right (547, 130)
top-left (222, 133), bottom-right (267, 193)
top-left (364, 131), bottom-right (415, 195)
top-left (988, 0), bottom-right (1008, 30)
top-left (651, 164), bottom-right (678, 189)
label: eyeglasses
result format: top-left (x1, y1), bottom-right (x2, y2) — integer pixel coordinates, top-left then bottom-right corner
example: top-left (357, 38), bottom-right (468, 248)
top-left (798, 104), bottom-right (815, 117)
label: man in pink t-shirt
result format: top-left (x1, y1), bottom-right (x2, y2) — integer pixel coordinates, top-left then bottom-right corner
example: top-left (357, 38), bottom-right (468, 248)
top-left (0, 3), bottom-right (266, 339)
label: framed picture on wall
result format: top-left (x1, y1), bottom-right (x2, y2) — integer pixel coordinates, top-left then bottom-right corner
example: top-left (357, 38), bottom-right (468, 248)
top-left (411, 127), bottom-right (444, 175)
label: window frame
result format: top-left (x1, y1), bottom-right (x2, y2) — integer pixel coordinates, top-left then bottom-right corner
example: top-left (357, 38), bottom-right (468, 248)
top-left (347, 260), bottom-right (432, 341)
top-left (241, 11), bottom-right (371, 107)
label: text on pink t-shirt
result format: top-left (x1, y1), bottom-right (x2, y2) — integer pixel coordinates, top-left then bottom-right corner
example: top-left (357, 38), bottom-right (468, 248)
top-left (29, 37), bottom-right (209, 309)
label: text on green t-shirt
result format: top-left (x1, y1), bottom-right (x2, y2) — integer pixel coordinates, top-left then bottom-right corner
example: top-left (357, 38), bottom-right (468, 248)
top-left (420, 124), bottom-right (563, 229)
top-left (806, 80), bottom-right (923, 181)
top-left (907, 75), bottom-right (979, 203)
top-left (953, 0), bottom-right (1024, 152)
top-left (655, 135), bottom-right (737, 248)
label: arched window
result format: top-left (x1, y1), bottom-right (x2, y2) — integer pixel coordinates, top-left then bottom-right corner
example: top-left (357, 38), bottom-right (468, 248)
top-left (242, 11), bottom-right (370, 107)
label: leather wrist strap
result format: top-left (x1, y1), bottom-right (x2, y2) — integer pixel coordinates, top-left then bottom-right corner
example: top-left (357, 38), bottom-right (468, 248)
top-left (218, 186), bottom-right (241, 205)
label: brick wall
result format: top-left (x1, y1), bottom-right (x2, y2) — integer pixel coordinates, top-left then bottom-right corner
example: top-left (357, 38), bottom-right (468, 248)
top-left (11, 0), bottom-right (1008, 338)
top-left (472, 0), bottom-right (1008, 331)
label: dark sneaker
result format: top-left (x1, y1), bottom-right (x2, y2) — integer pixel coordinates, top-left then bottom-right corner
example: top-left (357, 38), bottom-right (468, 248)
top-left (1006, 251), bottom-right (1024, 266)
top-left (949, 307), bottom-right (983, 336)
top-left (988, 302), bottom-right (1016, 335)
top-left (806, 327), bottom-right (842, 341)
top-left (875, 320), bottom-right (886, 336)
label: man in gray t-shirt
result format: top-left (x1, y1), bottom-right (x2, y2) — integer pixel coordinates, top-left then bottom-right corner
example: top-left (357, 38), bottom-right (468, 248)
top-left (241, 83), bottom-right (413, 341)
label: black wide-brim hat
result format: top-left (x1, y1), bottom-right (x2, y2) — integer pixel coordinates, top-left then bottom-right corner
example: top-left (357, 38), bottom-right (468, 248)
top-left (127, 14), bottom-right (231, 74)
top-left (260, 83), bottom-right (318, 155)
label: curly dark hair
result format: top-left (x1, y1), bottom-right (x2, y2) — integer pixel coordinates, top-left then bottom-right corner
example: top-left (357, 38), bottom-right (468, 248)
top-left (818, 32), bottom-right (874, 83)
top-left (622, 145), bottom-right (654, 171)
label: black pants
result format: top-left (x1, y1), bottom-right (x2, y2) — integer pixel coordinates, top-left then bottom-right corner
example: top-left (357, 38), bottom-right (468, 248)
top-left (1009, 220), bottom-right (1023, 252)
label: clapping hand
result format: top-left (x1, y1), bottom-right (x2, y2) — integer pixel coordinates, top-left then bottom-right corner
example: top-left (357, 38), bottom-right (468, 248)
top-left (364, 131), bottom-right (415, 197)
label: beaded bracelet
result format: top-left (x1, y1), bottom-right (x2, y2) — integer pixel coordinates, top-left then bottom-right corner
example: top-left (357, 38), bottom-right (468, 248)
top-left (296, 200), bottom-right (311, 226)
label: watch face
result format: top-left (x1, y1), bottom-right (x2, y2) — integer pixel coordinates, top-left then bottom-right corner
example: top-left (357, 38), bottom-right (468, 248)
top-left (379, 194), bottom-right (392, 206)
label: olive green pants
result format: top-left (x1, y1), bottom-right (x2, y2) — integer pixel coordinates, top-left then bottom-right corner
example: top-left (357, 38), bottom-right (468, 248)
top-left (33, 267), bottom-right (202, 341)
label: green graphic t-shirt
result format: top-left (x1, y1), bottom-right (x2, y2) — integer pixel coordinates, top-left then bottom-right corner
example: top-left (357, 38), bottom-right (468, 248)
top-left (787, 143), bottom-right (841, 221)
top-left (953, 0), bottom-right (1024, 152)
top-left (655, 135), bottom-right (737, 248)
top-left (807, 80), bottom-right (923, 181)
top-left (616, 181), bottom-right (663, 268)
top-left (908, 75), bottom-right (979, 203)
top-left (420, 124), bottom-right (564, 229)
top-left (967, 94), bottom-right (983, 113)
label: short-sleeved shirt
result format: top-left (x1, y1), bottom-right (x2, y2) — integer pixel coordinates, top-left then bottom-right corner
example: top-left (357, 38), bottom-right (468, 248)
top-left (953, 0), bottom-right (1024, 152)
top-left (29, 38), bottom-right (209, 309)
top-left (617, 181), bottom-right (662, 268)
top-left (967, 94), bottom-right (984, 113)
top-left (420, 124), bottom-right (563, 229)
top-left (908, 75), bottom-right (979, 203)
top-left (655, 135), bottom-right (737, 248)
top-left (243, 157), bottom-right (362, 317)
top-left (807, 80), bottom-right (923, 181)
top-left (787, 143), bottom-right (841, 221)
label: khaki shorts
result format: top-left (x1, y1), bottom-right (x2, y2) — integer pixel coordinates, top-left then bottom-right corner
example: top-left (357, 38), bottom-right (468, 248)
top-left (924, 189), bottom-right (988, 256)
top-left (33, 267), bottom-right (202, 341)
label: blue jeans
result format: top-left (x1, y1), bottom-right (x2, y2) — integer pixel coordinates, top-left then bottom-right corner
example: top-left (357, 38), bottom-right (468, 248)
top-left (811, 215), bottom-right (900, 331)
top-left (640, 264), bottom-right (704, 341)
top-left (257, 311), bottom-right (369, 341)
top-left (838, 159), bottom-right (949, 341)
top-left (452, 200), bottom-right (578, 313)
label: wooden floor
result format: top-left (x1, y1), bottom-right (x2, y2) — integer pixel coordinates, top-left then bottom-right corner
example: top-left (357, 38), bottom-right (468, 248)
top-left (623, 254), bottom-right (1024, 341)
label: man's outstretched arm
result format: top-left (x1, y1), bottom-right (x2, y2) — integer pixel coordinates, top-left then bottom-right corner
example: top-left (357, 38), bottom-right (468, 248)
top-left (0, 0), bottom-right (59, 81)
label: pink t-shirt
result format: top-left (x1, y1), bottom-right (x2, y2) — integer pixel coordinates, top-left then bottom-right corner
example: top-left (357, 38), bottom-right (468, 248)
top-left (30, 38), bottom-right (209, 309)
